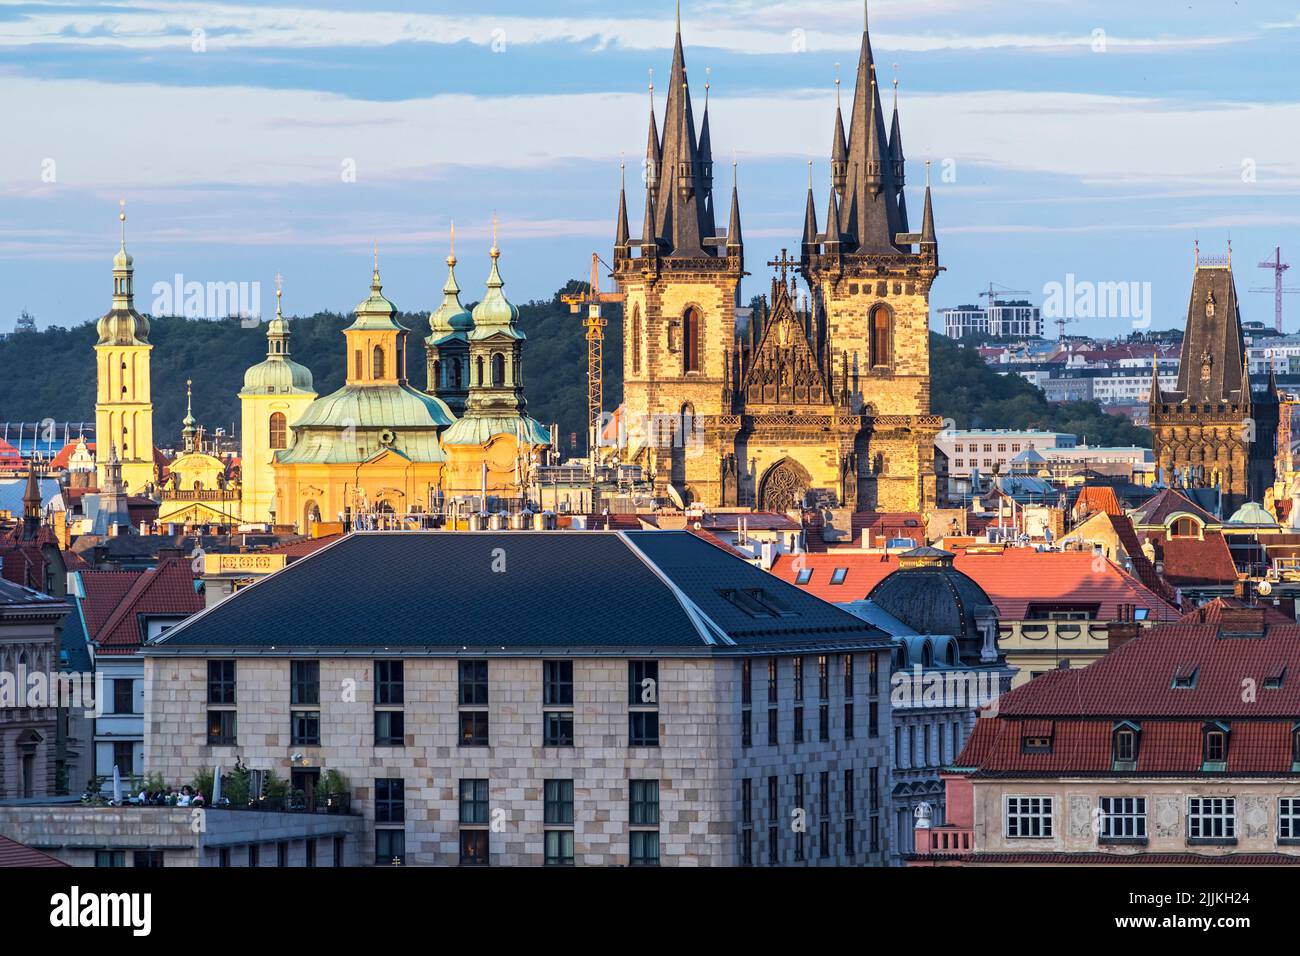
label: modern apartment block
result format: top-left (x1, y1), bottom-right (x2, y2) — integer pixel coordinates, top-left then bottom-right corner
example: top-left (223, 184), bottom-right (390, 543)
top-left (935, 429), bottom-right (1076, 479)
top-left (143, 531), bottom-right (894, 866)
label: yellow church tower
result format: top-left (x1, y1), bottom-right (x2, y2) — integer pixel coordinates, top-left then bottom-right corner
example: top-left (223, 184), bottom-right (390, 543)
top-left (239, 274), bottom-right (316, 524)
top-left (95, 201), bottom-right (155, 494)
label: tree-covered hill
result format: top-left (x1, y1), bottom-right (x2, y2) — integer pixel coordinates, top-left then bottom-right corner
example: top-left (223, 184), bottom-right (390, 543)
top-left (0, 303), bottom-right (1143, 456)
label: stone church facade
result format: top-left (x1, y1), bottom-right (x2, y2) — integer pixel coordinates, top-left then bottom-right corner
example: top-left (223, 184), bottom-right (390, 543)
top-left (612, 12), bottom-right (942, 512)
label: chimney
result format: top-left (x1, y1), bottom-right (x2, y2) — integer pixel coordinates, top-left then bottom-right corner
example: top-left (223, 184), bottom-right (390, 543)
top-left (759, 541), bottom-right (776, 571)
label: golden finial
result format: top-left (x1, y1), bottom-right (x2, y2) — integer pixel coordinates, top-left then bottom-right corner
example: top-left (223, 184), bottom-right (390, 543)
top-left (925, 159), bottom-right (932, 187)
top-left (371, 240), bottom-right (381, 289)
top-left (490, 214), bottom-right (500, 259)
top-left (705, 66), bottom-right (711, 103)
top-left (118, 199), bottom-right (126, 244)
top-left (808, 159), bottom-right (814, 189)
top-left (731, 148), bottom-right (737, 187)
top-left (448, 221), bottom-right (457, 267)
top-left (834, 63), bottom-right (841, 107)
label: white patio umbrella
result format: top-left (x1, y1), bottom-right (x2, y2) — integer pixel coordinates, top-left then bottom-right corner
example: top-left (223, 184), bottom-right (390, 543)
top-left (111, 764), bottom-right (122, 804)
top-left (211, 764), bottom-right (222, 804)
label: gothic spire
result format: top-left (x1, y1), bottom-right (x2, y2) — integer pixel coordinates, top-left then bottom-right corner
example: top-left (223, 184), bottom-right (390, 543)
top-left (838, 10), bottom-right (905, 253)
top-left (921, 161), bottom-right (936, 246)
top-left (889, 76), bottom-right (908, 231)
top-left (615, 161), bottom-right (630, 250)
top-left (1148, 356), bottom-right (1163, 406)
top-left (831, 75), bottom-right (848, 194)
top-left (646, 72), bottom-right (661, 198)
top-left (726, 158), bottom-right (743, 252)
top-left (802, 162), bottom-right (820, 253)
top-left (22, 462), bottom-right (41, 528)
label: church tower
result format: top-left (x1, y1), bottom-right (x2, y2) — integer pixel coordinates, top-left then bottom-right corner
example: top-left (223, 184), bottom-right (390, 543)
top-left (94, 202), bottom-right (155, 494)
top-left (1149, 247), bottom-right (1278, 514)
top-left (799, 6), bottom-right (942, 512)
top-left (425, 225), bottom-right (473, 417)
top-left (612, 5), bottom-right (745, 505)
top-left (239, 274), bottom-right (316, 525)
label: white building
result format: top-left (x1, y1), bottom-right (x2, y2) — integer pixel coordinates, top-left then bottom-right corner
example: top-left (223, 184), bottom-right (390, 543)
top-left (942, 305), bottom-right (987, 340)
top-left (936, 429), bottom-right (1076, 479)
top-left (986, 300), bottom-right (1042, 338)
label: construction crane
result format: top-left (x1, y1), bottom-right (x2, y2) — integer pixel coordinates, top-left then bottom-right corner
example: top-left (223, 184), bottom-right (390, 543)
top-left (978, 282), bottom-right (1033, 337)
top-left (561, 253), bottom-right (624, 477)
top-left (1250, 247), bottom-right (1299, 333)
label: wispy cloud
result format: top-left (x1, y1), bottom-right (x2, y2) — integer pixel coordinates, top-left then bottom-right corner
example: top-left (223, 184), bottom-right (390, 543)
top-left (0, 0), bottom-right (1240, 55)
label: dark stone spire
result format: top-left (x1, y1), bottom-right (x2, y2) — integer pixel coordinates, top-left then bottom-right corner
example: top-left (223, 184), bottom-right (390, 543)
top-left (699, 73), bottom-right (714, 208)
top-left (921, 161), bottom-right (936, 247)
top-left (889, 79), bottom-right (908, 231)
top-left (838, 17), bottom-right (905, 254)
top-left (22, 464), bottom-right (41, 525)
top-left (831, 81), bottom-right (848, 194)
top-left (1148, 356), bottom-right (1164, 407)
top-left (802, 163), bottom-right (820, 253)
top-left (1171, 253), bottom-right (1247, 404)
top-left (824, 185), bottom-right (842, 252)
top-left (615, 163), bottom-right (630, 251)
top-left (651, 16), bottom-right (715, 257)
top-left (645, 80), bottom-right (661, 199)
top-left (727, 161), bottom-right (743, 252)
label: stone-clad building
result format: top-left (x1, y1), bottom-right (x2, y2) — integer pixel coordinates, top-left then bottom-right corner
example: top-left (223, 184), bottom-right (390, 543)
top-left (1149, 249), bottom-right (1279, 515)
top-left (143, 531), bottom-right (893, 866)
top-left (613, 8), bottom-right (942, 513)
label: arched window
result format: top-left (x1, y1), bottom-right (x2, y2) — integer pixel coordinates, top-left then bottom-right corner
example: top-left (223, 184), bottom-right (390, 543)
top-left (432, 360), bottom-right (441, 390)
top-left (476, 356), bottom-right (485, 386)
top-left (372, 345), bottom-right (385, 379)
top-left (354, 350), bottom-right (363, 381)
top-left (269, 412), bottom-right (287, 450)
top-left (870, 305), bottom-right (891, 368)
top-left (632, 306), bottom-right (642, 375)
top-left (1171, 516), bottom-right (1199, 538)
top-left (492, 352), bottom-right (506, 387)
top-left (683, 308), bottom-right (701, 374)
top-left (451, 358), bottom-right (462, 389)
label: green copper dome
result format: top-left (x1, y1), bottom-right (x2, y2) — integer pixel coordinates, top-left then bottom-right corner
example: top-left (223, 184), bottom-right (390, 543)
top-left (113, 242), bottom-right (133, 270)
top-left (277, 383), bottom-right (454, 464)
top-left (428, 252), bottom-right (474, 345)
top-left (469, 248), bottom-right (524, 341)
top-left (347, 258), bottom-right (406, 332)
top-left (241, 288), bottom-right (315, 394)
top-left (441, 413), bottom-right (551, 447)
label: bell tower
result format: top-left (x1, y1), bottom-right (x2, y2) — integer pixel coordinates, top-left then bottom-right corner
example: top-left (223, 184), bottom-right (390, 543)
top-left (94, 201), bottom-right (155, 494)
top-left (612, 5), bottom-right (745, 505)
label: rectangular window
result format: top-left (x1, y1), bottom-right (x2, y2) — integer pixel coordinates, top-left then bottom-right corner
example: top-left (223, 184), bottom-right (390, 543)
top-left (543, 711), bottom-right (574, 747)
top-left (544, 778), bottom-right (574, 825)
top-left (374, 660), bottom-right (403, 706)
top-left (767, 658), bottom-right (778, 703)
top-left (375, 778), bottom-right (405, 824)
top-left (819, 704), bottom-right (829, 742)
top-left (869, 767), bottom-right (879, 812)
top-left (768, 776), bottom-right (778, 818)
top-left (543, 660), bottom-right (573, 706)
top-left (207, 661), bottom-right (235, 705)
top-left (112, 740), bottom-right (133, 775)
top-left (291, 710), bottom-right (320, 746)
top-left (793, 657), bottom-right (804, 702)
top-left (460, 778), bottom-right (490, 825)
top-left (793, 706), bottom-right (804, 743)
top-left (374, 709), bottom-right (404, 747)
top-left (459, 830), bottom-right (489, 866)
top-left (248, 844), bottom-right (259, 867)
top-left (96, 850), bottom-right (126, 868)
top-left (1098, 796), bottom-right (1146, 841)
top-left (291, 660), bottom-right (319, 706)
top-left (1187, 796), bottom-right (1236, 841)
top-left (1279, 798), bottom-right (1300, 841)
top-left (305, 839), bottom-right (316, 867)
top-left (1005, 796), bottom-right (1054, 839)
top-left (844, 702), bottom-right (855, 740)
top-left (458, 659), bottom-right (489, 705)
top-left (277, 842), bottom-right (288, 867)
top-left (794, 774), bottom-right (806, 861)
top-left (844, 770), bottom-right (856, 815)
top-left (376, 828), bottom-right (405, 866)
top-left (113, 679), bottom-right (134, 715)
top-left (544, 829), bottom-right (574, 866)
top-left (741, 778), bottom-right (753, 825)
top-left (767, 708), bottom-right (778, 746)
top-left (741, 659), bottom-right (752, 706)
top-left (818, 655), bottom-right (829, 699)
top-left (869, 701), bottom-right (879, 738)
top-left (630, 779), bottom-right (660, 867)
top-left (767, 825), bottom-right (779, 865)
top-left (843, 654), bottom-right (854, 697)
top-left (459, 711), bottom-right (489, 747)
top-left (829, 568), bottom-right (848, 585)
top-left (741, 709), bottom-right (752, 748)
top-left (207, 709), bottom-right (236, 746)
top-left (868, 652), bottom-right (879, 697)
top-left (334, 836), bottom-right (345, 867)
top-left (629, 660), bottom-right (660, 747)
top-left (133, 850), bottom-right (163, 868)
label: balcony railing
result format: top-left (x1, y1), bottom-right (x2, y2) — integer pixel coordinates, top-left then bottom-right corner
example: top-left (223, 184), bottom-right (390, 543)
top-left (922, 827), bottom-right (974, 854)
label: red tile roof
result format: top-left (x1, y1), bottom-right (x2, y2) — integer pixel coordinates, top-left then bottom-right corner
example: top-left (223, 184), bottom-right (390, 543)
top-left (0, 439), bottom-right (22, 468)
top-left (82, 558), bottom-right (205, 654)
top-left (1072, 485), bottom-right (1122, 518)
top-left (769, 548), bottom-right (1176, 621)
top-left (1159, 532), bottom-right (1239, 587)
top-left (1133, 487), bottom-right (1218, 528)
top-left (48, 441), bottom-right (94, 471)
top-left (0, 835), bottom-right (67, 867)
top-left (1178, 597), bottom-right (1293, 627)
top-left (1102, 513), bottom-right (1177, 602)
top-left (263, 534), bottom-right (343, 558)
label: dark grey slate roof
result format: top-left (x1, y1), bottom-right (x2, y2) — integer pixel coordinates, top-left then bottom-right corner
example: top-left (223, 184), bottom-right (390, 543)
top-left (149, 531), bottom-right (887, 654)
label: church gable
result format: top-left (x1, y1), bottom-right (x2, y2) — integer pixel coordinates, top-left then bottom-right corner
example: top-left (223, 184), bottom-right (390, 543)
top-left (741, 275), bottom-right (830, 409)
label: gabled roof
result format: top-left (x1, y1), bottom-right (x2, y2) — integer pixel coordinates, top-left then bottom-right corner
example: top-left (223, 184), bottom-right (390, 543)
top-left (1131, 487), bottom-right (1218, 528)
top-left (1177, 597), bottom-right (1294, 627)
top-left (1072, 485), bottom-right (1122, 517)
top-left (83, 558), bottom-right (205, 655)
top-left (1159, 532), bottom-right (1238, 587)
top-left (149, 532), bottom-right (888, 653)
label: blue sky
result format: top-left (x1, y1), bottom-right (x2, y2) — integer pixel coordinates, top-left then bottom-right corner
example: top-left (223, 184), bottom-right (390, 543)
top-left (3, 0), bottom-right (1300, 337)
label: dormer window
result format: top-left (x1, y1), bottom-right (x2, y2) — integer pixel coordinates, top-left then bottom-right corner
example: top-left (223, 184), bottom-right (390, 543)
top-left (829, 568), bottom-right (848, 586)
top-left (1265, 667), bottom-right (1287, 690)
top-left (1021, 721), bottom-right (1054, 754)
top-left (1112, 721), bottom-right (1140, 770)
top-left (1170, 516), bottom-right (1199, 538)
top-left (1172, 665), bottom-right (1199, 689)
top-left (1291, 724), bottom-right (1300, 772)
top-left (795, 568), bottom-right (813, 585)
top-left (1202, 722), bottom-right (1229, 771)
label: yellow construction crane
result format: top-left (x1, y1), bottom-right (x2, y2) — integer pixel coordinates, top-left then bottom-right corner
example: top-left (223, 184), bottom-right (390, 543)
top-left (562, 253), bottom-right (624, 473)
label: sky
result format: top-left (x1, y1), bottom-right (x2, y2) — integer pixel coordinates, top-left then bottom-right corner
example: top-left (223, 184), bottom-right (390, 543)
top-left (3, 0), bottom-right (1300, 338)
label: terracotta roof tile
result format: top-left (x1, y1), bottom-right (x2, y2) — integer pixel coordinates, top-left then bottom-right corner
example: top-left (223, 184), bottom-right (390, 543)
top-left (1160, 532), bottom-right (1239, 587)
top-left (0, 835), bottom-right (67, 867)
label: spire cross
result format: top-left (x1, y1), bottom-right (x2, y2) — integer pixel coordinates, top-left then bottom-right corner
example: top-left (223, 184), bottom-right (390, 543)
top-left (767, 248), bottom-right (799, 283)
